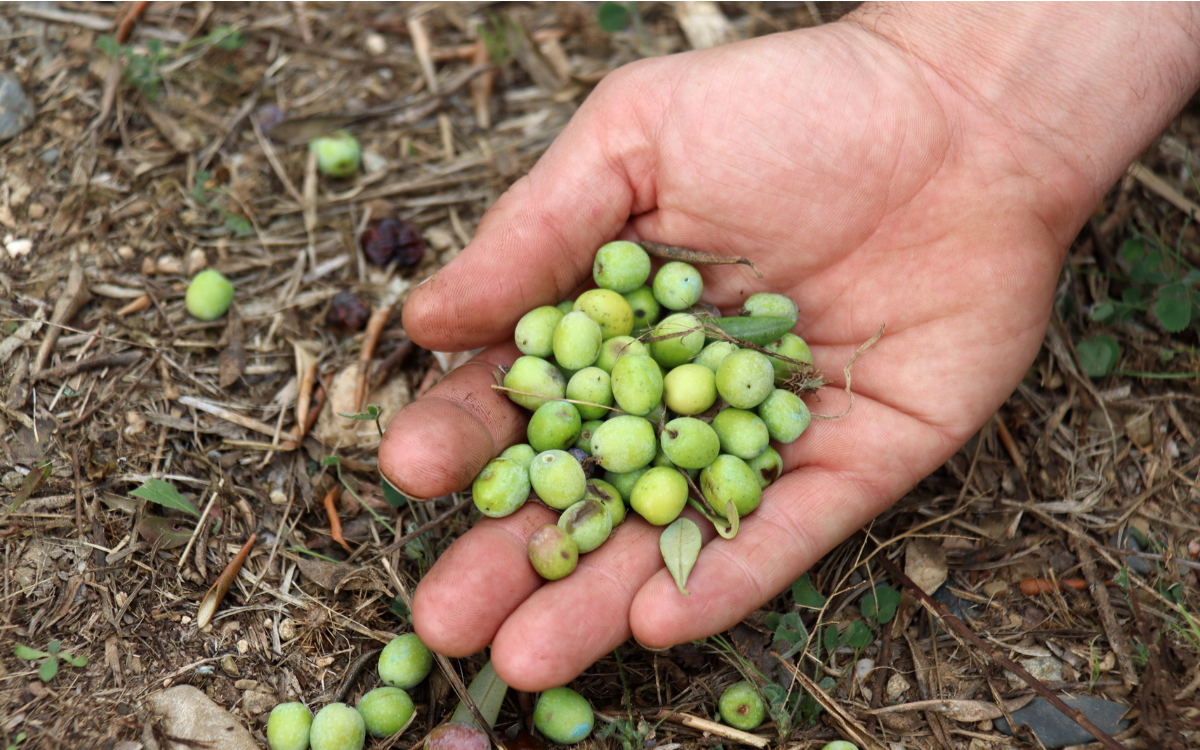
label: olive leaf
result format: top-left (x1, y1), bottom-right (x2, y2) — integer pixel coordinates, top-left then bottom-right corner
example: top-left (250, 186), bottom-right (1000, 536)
top-left (450, 660), bottom-right (508, 729)
top-left (660, 518), bottom-right (701, 595)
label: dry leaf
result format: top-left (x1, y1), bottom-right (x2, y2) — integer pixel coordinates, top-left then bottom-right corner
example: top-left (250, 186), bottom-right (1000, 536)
top-left (905, 537), bottom-right (948, 595)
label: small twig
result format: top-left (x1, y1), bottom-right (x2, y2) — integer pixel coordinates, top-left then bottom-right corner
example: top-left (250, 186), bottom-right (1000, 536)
top-left (375, 496), bottom-right (474, 559)
top-left (357, 307), bottom-right (392, 411)
top-left (774, 659), bottom-right (889, 750)
top-left (34, 351), bottom-right (140, 382)
top-left (66, 351), bottom-right (152, 430)
top-left (372, 339), bottom-right (416, 391)
top-left (33, 263), bottom-right (91, 375)
top-left (178, 395), bottom-right (299, 444)
top-left (1070, 529), bottom-right (1138, 687)
top-left (638, 241), bottom-right (762, 278)
top-left (648, 710), bottom-right (769, 748)
top-left (113, 0), bottom-right (150, 44)
top-left (878, 556), bottom-right (1128, 750)
top-left (178, 485), bottom-right (221, 577)
top-left (863, 614), bottom-right (893, 734)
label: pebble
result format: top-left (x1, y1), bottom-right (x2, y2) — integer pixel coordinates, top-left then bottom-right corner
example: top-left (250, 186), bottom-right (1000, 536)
top-left (27, 204), bottom-right (45, 220)
top-left (147, 685), bottom-right (259, 750)
top-left (39, 147), bottom-right (59, 165)
top-left (243, 688), bottom-right (277, 716)
top-left (365, 32), bottom-right (387, 56)
top-left (0, 73), bottom-right (35, 141)
top-left (220, 654), bottom-right (239, 676)
top-left (854, 658), bottom-right (874, 682)
top-left (1006, 655), bottom-right (1062, 689)
top-left (5, 237), bottom-right (32, 258)
top-left (1109, 530), bottom-right (1152, 575)
top-left (995, 694), bottom-right (1130, 748)
top-left (886, 673), bottom-right (911, 702)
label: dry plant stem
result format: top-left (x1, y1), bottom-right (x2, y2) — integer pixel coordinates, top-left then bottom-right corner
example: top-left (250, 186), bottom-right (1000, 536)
top-left (33, 263), bottom-right (91, 375)
top-left (489, 385), bottom-right (623, 413)
top-left (1108, 451), bottom-right (1200, 529)
top-left (324, 486), bottom-right (349, 553)
top-left (295, 358), bottom-right (318, 440)
top-left (305, 376), bottom-right (329, 436)
top-left (196, 532), bottom-right (258, 630)
top-left (773, 658), bottom-right (889, 750)
top-left (647, 710), bottom-right (768, 749)
top-left (878, 556), bottom-right (1128, 750)
top-left (376, 495), bottom-right (473, 558)
top-left (470, 38), bottom-right (494, 129)
top-left (178, 395), bottom-right (300, 443)
top-left (34, 351), bottom-right (140, 382)
top-left (812, 324), bottom-right (884, 420)
top-left (178, 486), bottom-right (221, 577)
top-left (638, 241), bottom-right (762, 278)
top-left (1070, 527), bottom-right (1139, 687)
top-left (863, 615), bottom-right (894, 734)
top-left (114, 0), bottom-right (150, 43)
top-left (357, 306), bottom-right (393, 411)
top-left (903, 626), bottom-right (954, 750)
top-left (993, 413), bottom-right (1026, 477)
top-left (372, 339), bottom-right (416, 391)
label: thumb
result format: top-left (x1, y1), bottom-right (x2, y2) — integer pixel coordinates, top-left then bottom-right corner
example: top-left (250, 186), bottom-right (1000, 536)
top-left (401, 81), bottom-right (653, 351)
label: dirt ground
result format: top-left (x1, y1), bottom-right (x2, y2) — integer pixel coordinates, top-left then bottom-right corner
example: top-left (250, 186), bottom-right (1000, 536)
top-left (1, 3), bottom-right (1199, 750)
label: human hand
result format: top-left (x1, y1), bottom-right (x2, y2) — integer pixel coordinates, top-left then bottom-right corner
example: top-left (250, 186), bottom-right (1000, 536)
top-left (380, 5), bottom-right (1199, 691)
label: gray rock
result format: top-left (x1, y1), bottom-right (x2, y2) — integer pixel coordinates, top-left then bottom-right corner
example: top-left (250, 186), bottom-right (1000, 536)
top-left (933, 583), bottom-right (981, 620)
top-left (0, 73), bottom-right (34, 141)
top-left (1109, 531), bottom-right (1152, 576)
top-left (1006, 654), bottom-right (1063, 689)
top-left (995, 694), bottom-right (1130, 748)
top-left (146, 685), bottom-right (259, 750)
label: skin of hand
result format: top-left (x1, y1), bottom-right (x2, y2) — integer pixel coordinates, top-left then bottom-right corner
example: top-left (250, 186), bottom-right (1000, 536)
top-left (380, 4), bottom-right (1200, 691)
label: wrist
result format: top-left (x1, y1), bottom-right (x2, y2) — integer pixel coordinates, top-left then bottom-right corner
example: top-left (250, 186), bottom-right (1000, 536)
top-left (843, 3), bottom-right (1200, 230)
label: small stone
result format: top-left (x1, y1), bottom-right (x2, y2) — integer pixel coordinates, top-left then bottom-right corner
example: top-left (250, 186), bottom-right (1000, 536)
top-left (156, 255), bottom-right (183, 275)
top-left (982, 580), bottom-right (1009, 597)
top-left (1006, 655), bottom-right (1062, 689)
top-left (365, 33), bottom-right (387, 56)
top-left (147, 685), bottom-right (259, 750)
top-left (186, 248), bottom-right (208, 276)
top-left (117, 245), bottom-right (135, 260)
top-left (28, 204), bottom-right (45, 220)
top-left (39, 147), bottom-right (60, 165)
top-left (0, 73), bottom-right (35, 141)
top-left (141, 256), bottom-right (156, 275)
top-left (361, 151), bottom-right (387, 173)
top-left (995, 694), bottom-right (1130, 748)
top-left (5, 238), bottom-right (32, 257)
top-left (236, 639), bottom-right (249, 654)
top-left (220, 654), bottom-right (239, 676)
top-left (854, 658), bottom-right (874, 682)
top-left (886, 673), bottom-right (911, 703)
top-left (243, 688), bottom-right (277, 716)
top-left (234, 679), bottom-right (259, 690)
top-left (1108, 530), bottom-right (1152, 575)
top-left (933, 584), bottom-right (981, 620)
top-left (1098, 651), bottom-right (1116, 672)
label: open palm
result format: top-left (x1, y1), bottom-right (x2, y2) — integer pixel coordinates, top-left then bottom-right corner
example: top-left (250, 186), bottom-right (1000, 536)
top-left (381, 15), bottom-right (1167, 691)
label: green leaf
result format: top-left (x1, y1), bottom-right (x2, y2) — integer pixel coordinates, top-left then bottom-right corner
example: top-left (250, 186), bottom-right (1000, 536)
top-left (822, 624), bottom-right (838, 654)
top-left (773, 612), bottom-right (809, 659)
top-left (597, 1), bottom-right (630, 33)
top-left (451, 660), bottom-right (509, 729)
top-left (861, 585), bottom-right (901, 625)
top-left (1155, 283), bottom-right (1192, 332)
top-left (39, 655), bottom-right (58, 682)
top-left (1120, 237), bottom-right (1146, 263)
top-left (1090, 301), bottom-right (1115, 322)
top-left (708, 316), bottom-right (796, 346)
top-left (129, 478), bottom-right (199, 516)
top-left (1075, 335), bottom-right (1121, 378)
top-left (320, 456), bottom-right (340, 467)
top-left (60, 651), bottom-right (87, 668)
top-left (791, 573), bottom-right (826, 610)
top-left (337, 405), bottom-right (382, 420)
top-left (388, 595), bottom-right (411, 622)
top-left (382, 479), bottom-right (407, 508)
top-left (13, 645), bottom-right (48, 660)
top-left (209, 26), bottom-right (247, 51)
top-left (660, 518), bottom-right (701, 595)
top-left (224, 214), bottom-right (254, 237)
top-left (842, 620), bottom-right (872, 649)
top-left (47, 640), bottom-right (60, 655)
